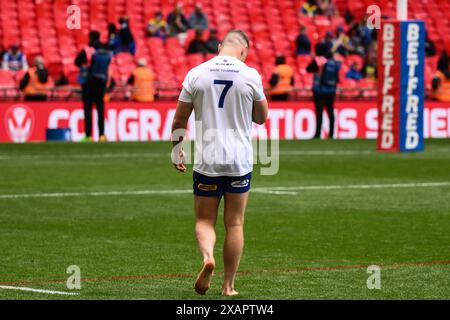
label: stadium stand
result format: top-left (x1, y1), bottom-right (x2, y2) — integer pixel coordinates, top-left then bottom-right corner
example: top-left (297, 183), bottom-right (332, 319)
top-left (0, 0), bottom-right (445, 100)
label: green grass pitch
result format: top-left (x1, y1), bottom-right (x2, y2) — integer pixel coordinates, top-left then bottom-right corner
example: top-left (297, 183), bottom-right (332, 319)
top-left (0, 139), bottom-right (449, 299)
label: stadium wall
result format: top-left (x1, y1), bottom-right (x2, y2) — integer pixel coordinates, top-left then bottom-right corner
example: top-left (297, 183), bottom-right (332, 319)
top-left (0, 102), bottom-right (449, 143)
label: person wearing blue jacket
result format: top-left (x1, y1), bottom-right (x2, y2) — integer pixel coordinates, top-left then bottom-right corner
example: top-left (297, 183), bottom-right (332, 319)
top-left (307, 47), bottom-right (341, 139)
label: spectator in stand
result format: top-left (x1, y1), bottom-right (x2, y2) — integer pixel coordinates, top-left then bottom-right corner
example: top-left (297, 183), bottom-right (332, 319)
top-left (361, 55), bottom-right (377, 80)
top-left (343, 9), bottom-right (354, 25)
top-left (0, 45), bottom-right (4, 62)
top-left (425, 33), bottom-right (436, 57)
top-left (187, 30), bottom-right (207, 54)
top-left (167, 2), bottom-right (190, 36)
top-left (348, 17), bottom-right (373, 56)
top-left (296, 26), bottom-right (311, 55)
top-left (317, 0), bottom-right (338, 17)
top-left (345, 62), bottom-right (363, 80)
top-left (107, 23), bottom-right (118, 51)
top-left (437, 50), bottom-right (450, 78)
top-left (127, 58), bottom-right (155, 102)
top-left (19, 56), bottom-right (49, 101)
top-left (2, 44), bottom-right (28, 71)
top-left (54, 73), bottom-right (69, 86)
top-left (348, 25), bottom-right (365, 56)
top-left (300, 0), bottom-right (319, 17)
top-left (268, 55), bottom-right (294, 101)
top-left (205, 29), bottom-right (220, 53)
top-left (321, 32), bottom-right (334, 57)
top-left (147, 12), bottom-right (168, 39)
top-left (116, 16), bottom-right (136, 55)
top-left (189, 3), bottom-right (209, 31)
top-left (332, 26), bottom-right (353, 56)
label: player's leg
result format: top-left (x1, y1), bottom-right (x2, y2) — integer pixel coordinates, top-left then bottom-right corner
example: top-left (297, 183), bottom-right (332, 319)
top-left (222, 191), bottom-right (249, 296)
top-left (193, 195), bottom-right (221, 294)
top-left (192, 172), bottom-right (224, 294)
top-left (222, 174), bottom-right (251, 296)
top-left (194, 195), bottom-right (220, 265)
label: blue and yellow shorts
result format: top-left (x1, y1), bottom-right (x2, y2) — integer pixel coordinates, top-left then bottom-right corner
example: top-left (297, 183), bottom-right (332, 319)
top-left (193, 171), bottom-right (252, 197)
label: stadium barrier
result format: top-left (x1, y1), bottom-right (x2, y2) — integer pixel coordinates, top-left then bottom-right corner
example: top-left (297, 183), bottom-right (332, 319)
top-left (0, 101), bottom-right (449, 143)
top-left (0, 86), bottom-right (381, 101)
top-left (0, 85), bottom-right (435, 102)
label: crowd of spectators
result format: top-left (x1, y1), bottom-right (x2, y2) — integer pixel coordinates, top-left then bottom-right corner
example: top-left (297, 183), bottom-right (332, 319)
top-left (0, 0), bottom-right (447, 102)
top-left (147, 2), bottom-right (218, 54)
top-left (147, 2), bottom-right (209, 37)
top-left (297, 0), bottom-right (442, 85)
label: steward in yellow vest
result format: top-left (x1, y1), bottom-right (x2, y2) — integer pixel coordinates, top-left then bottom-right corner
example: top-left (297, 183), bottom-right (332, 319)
top-left (269, 55), bottom-right (294, 101)
top-left (432, 70), bottom-right (450, 102)
top-left (127, 58), bottom-right (155, 102)
top-left (19, 56), bottom-right (50, 101)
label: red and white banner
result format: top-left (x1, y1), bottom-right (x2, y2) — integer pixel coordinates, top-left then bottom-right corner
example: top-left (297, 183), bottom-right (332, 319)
top-left (0, 101), bottom-right (449, 143)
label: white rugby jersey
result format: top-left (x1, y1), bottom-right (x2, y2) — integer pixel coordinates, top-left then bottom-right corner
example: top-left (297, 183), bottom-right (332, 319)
top-left (179, 55), bottom-right (266, 177)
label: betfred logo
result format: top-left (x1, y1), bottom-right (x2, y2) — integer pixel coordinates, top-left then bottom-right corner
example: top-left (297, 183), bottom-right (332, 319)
top-left (4, 105), bottom-right (35, 143)
top-left (400, 21), bottom-right (425, 152)
top-left (379, 23), bottom-right (396, 150)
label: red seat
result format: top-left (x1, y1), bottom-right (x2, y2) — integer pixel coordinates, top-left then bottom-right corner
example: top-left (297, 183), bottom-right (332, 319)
top-left (0, 70), bottom-right (15, 86)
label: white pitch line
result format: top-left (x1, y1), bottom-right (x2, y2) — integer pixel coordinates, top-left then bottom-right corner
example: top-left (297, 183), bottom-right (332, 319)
top-left (254, 190), bottom-right (298, 195)
top-left (0, 150), bottom-right (376, 161)
top-left (278, 150), bottom-right (373, 155)
top-left (0, 153), bottom-right (163, 160)
top-left (0, 189), bottom-right (192, 199)
top-left (254, 181), bottom-right (450, 192)
top-left (0, 285), bottom-right (79, 296)
top-left (0, 182), bottom-right (449, 199)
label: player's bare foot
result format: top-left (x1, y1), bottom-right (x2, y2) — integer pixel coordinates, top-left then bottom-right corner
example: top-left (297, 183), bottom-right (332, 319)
top-left (221, 289), bottom-right (239, 296)
top-left (194, 259), bottom-right (215, 295)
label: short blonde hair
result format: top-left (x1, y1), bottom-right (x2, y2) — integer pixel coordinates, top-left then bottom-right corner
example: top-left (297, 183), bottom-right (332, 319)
top-left (222, 30), bottom-right (250, 49)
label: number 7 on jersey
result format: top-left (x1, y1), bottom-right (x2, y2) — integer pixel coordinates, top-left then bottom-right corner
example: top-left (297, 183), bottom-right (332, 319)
top-left (213, 80), bottom-right (233, 108)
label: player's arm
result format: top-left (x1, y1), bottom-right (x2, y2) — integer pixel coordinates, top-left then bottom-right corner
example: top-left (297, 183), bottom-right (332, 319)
top-left (171, 100), bottom-right (194, 172)
top-left (252, 71), bottom-right (269, 125)
top-left (252, 99), bottom-right (268, 125)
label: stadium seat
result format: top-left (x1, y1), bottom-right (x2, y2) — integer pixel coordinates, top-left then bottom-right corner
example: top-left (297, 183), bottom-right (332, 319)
top-left (0, 70), bottom-right (15, 87)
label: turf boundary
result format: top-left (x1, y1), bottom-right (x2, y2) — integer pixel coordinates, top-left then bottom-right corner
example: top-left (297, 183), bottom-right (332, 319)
top-left (1, 260), bottom-right (449, 287)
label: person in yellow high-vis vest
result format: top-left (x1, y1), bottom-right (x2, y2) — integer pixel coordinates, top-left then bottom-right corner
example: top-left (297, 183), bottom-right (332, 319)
top-left (19, 56), bottom-right (49, 101)
top-left (432, 70), bottom-right (450, 102)
top-left (269, 55), bottom-right (294, 101)
top-left (127, 58), bottom-right (155, 102)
